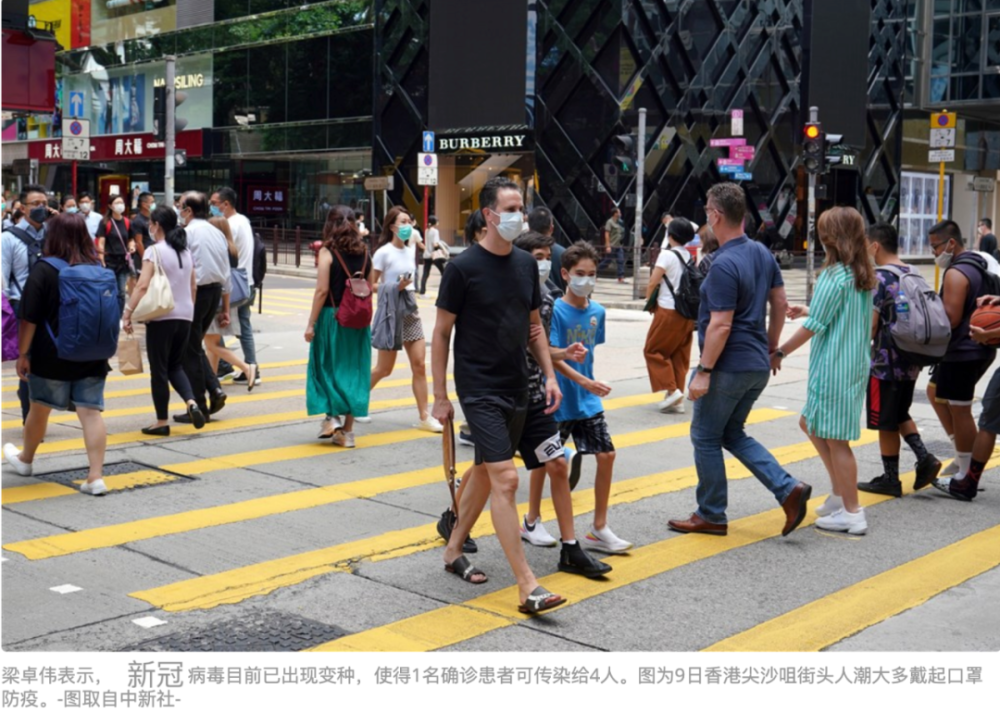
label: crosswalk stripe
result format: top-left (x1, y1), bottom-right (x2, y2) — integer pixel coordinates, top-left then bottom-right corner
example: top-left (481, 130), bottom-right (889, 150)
top-left (1, 374), bottom-right (449, 429)
top-left (704, 525), bottom-right (1000, 652)
top-left (4, 409), bottom-right (793, 560)
top-left (133, 421), bottom-right (850, 613)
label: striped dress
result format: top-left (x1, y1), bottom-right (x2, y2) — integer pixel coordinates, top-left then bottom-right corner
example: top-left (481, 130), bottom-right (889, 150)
top-left (801, 262), bottom-right (870, 441)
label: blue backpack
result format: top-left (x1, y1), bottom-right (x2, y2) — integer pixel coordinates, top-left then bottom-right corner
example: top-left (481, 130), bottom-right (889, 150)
top-left (41, 257), bottom-right (121, 362)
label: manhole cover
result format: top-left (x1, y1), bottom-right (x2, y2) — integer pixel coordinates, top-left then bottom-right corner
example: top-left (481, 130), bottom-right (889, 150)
top-left (129, 611), bottom-right (349, 652)
top-left (32, 460), bottom-right (194, 494)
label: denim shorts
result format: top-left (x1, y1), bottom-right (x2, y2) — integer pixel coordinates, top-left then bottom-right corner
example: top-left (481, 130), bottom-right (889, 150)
top-left (27, 374), bottom-right (106, 412)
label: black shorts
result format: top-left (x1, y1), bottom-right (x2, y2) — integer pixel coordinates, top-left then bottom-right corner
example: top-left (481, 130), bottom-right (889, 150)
top-left (518, 402), bottom-right (564, 471)
top-left (460, 393), bottom-right (529, 466)
top-left (978, 370), bottom-right (1000, 434)
top-left (558, 412), bottom-right (615, 455)
top-left (866, 376), bottom-right (915, 431)
top-left (931, 357), bottom-right (994, 404)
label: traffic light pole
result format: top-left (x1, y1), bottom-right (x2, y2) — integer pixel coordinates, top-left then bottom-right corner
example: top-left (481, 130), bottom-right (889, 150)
top-left (806, 105), bottom-right (818, 305)
top-left (164, 56), bottom-right (176, 206)
top-left (632, 108), bottom-right (646, 301)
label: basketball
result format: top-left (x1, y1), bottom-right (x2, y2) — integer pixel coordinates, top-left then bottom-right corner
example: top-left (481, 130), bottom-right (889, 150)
top-left (970, 305), bottom-right (1000, 345)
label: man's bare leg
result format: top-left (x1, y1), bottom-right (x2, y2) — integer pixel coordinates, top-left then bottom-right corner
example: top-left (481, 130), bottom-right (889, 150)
top-left (443, 464), bottom-right (490, 582)
top-left (483, 459), bottom-right (542, 603)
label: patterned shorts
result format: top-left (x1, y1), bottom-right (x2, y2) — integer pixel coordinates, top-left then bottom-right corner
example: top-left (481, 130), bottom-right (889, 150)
top-left (402, 311), bottom-right (425, 343)
top-left (558, 413), bottom-right (615, 455)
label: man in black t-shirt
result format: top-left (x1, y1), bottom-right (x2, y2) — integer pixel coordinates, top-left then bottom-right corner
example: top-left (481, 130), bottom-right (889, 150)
top-left (432, 177), bottom-right (566, 615)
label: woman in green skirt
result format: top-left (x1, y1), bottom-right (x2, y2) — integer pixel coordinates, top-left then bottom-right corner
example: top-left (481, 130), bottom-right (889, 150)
top-left (305, 205), bottom-right (372, 448)
top-left (773, 207), bottom-right (877, 535)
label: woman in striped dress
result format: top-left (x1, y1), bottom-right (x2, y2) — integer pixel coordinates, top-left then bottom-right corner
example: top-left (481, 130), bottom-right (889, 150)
top-left (772, 207), bottom-right (876, 535)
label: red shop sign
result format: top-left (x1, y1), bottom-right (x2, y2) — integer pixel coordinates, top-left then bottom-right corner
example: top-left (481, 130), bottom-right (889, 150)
top-left (247, 185), bottom-right (288, 216)
top-left (27, 129), bottom-right (207, 163)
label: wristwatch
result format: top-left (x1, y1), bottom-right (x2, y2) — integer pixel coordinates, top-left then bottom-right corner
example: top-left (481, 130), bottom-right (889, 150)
top-left (696, 364), bottom-right (713, 374)
top-left (774, 349), bottom-right (786, 359)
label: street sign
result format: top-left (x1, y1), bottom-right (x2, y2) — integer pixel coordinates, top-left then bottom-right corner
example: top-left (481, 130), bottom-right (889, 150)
top-left (731, 109), bottom-right (744, 137)
top-left (719, 164), bottom-right (742, 174)
top-left (418, 152), bottom-right (438, 168)
top-left (69, 91), bottom-right (85, 119)
top-left (417, 167), bottom-right (438, 186)
top-left (732, 145), bottom-right (756, 160)
top-left (422, 131), bottom-right (435, 153)
top-left (931, 112), bottom-right (956, 129)
top-left (733, 172), bottom-right (753, 181)
top-left (930, 128), bottom-right (956, 148)
top-left (62, 118), bottom-right (90, 160)
top-left (364, 176), bottom-right (394, 191)
top-left (710, 138), bottom-right (747, 148)
top-left (717, 158), bottom-right (744, 167)
top-left (928, 149), bottom-right (955, 163)
top-left (973, 177), bottom-right (996, 192)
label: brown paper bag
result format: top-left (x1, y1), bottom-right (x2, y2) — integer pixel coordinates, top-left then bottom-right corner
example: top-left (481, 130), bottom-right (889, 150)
top-left (117, 337), bottom-right (144, 375)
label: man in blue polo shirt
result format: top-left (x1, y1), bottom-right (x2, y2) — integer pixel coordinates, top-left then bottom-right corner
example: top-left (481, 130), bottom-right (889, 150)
top-left (667, 182), bottom-right (812, 538)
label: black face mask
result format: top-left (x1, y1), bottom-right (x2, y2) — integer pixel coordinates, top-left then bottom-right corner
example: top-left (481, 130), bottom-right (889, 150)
top-left (29, 206), bottom-right (49, 224)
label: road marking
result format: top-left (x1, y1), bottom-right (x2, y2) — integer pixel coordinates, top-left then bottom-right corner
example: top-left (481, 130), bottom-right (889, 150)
top-left (3, 470), bottom-right (178, 506)
top-left (50, 584), bottom-right (83, 594)
top-left (130, 412), bottom-right (815, 612)
top-left (132, 616), bottom-right (168, 629)
top-left (6, 409), bottom-right (793, 561)
top-left (704, 525), bottom-right (1000, 652)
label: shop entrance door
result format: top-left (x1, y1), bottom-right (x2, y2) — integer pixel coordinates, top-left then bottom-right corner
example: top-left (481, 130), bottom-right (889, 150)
top-left (98, 174), bottom-right (130, 215)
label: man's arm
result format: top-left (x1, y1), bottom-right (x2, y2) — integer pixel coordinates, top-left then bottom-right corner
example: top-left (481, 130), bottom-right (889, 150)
top-left (941, 269), bottom-right (970, 329)
top-left (431, 308), bottom-right (458, 422)
top-left (527, 308), bottom-right (562, 414)
top-left (767, 285), bottom-right (788, 352)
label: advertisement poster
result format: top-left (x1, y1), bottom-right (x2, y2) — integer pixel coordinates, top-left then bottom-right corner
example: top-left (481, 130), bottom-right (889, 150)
top-left (98, 76), bottom-right (145, 136)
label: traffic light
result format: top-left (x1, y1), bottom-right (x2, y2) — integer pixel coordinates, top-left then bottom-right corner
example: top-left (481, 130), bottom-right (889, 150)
top-left (612, 134), bottom-right (636, 174)
top-left (174, 89), bottom-right (188, 134)
top-left (803, 122), bottom-right (825, 175)
top-left (153, 85), bottom-right (166, 141)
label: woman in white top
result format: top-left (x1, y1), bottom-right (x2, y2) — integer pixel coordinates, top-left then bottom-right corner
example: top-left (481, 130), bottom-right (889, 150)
top-left (644, 218), bottom-right (697, 414)
top-left (368, 205), bottom-right (442, 432)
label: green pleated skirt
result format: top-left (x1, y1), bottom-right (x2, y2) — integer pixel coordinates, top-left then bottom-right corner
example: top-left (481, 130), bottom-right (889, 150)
top-left (306, 307), bottom-right (372, 418)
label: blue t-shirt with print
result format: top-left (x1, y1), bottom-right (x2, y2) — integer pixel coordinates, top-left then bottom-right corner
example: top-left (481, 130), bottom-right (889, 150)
top-left (550, 297), bottom-right (606, 421)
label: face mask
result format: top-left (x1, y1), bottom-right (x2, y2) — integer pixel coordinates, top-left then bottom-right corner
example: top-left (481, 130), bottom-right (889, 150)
top-left (79, 202), bottom-right (92, 214)
top-left (568, 275), bottom-right (596, 297)
top-left (397, 224), bottom-right (413, 241)
top-left (210, 205), bottom-right (223, 218)
top-left (112, 203), bottom-right (125, 215)
top-left (537, 259), bottom-right (552, 284)
top-left (934, 248), bottom-right (953, 269)
top-left (29, 206), bottom-right (49, 224)
top-left (491, 210), bottom-right (523, 242)
top-left (65, 206), bottom-right (79, 214)
top-left (148, 202), bottom-right (157, 212)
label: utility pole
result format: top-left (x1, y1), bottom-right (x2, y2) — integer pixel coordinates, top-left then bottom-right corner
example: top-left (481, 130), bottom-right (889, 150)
top-left (164, 56), bottom-right (176, 206)
top-left (806, 105), bottom-right (818, 304)
top-left (632, 107), bottom-right (646, 301)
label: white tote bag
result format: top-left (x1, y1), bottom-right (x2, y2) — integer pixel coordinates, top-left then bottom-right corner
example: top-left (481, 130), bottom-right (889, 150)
top-left (131, 244), bottom-right (175, 323)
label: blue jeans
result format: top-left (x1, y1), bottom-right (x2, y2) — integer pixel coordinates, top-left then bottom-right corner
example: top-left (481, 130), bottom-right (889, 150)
top-left (598, 246), bottom-right (626, 279)
top-left (237, 285), bottom-right (257, 366)
top-left (114, 268), bottom-right (129, 317)
top-left (690, 370), bottom-right (798, 524)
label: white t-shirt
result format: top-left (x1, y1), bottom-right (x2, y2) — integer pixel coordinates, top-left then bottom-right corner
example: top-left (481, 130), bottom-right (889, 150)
top-left (655, 245), bottom-right (692, 311)
top-left (373, 242), bottom-right (417, 292)
top-left (423, 227), bottom-right (440, 258)
top-left (228, 211), bottom-right (254, 274)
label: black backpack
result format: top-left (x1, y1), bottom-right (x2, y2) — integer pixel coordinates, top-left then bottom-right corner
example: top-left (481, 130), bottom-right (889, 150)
top-left (6, 226), bottom-right (44, 291)
top-left (951, 253), bottom-right (1000, 299)
top-left (252, 232), bottom-right (267, 288)
top-left (662, 247), bottom-right (703, 320)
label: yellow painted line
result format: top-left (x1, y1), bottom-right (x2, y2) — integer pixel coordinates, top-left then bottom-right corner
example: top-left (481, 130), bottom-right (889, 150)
top-left (705, 525), bottom-right (1000, 652)
top-left (262, 296), bottom-right (316, 307)
top-left (8, 408), bottom-right (791, 560)
top-left (130, 410), bottom-right (802, 612)
top-left (258, 308), bottom-right (293, 317)
top-left (2, 470), bottom-right (178, 505)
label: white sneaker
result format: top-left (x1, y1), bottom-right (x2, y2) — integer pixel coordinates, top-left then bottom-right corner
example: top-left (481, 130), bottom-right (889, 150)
top-left (816, 507), bottom-right (867, 535)
top-left (584, 524), bottom-right (633, 553)
top-left (3, 444), bottom-right (32, 477)
top-left (331, 431), bottom-right (356, 448)
top-left (658, 389), bottom-right (684, 413)
top-left (79, 479), bottom-right (108, 496)
top-left (941, 459), bottom-right (960, 476)
top-left (317, 416), bottom-right (342, 439)
top-left (665, 400), bottom-right (686, 414)
top-left (416, 416), bottom-right (444, 433)
top-left (355, 416), bottom-right (372, 424)
top-left (521, 515), bottom-right (558, 547)
top-left (815, 494), bottom-right (843, 517)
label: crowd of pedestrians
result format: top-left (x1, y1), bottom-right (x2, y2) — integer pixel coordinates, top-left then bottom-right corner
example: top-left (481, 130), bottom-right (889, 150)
top-left (2, 177), bottom-right (997, 614)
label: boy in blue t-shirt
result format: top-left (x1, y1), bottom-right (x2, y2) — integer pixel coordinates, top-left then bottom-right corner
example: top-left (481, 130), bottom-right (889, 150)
top-left (549, 242), bottom-right (633, 553)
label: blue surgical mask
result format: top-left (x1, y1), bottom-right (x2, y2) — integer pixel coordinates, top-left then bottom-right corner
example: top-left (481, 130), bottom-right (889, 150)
top-left (210, 205), bottom-right (223, 218)
top-left (66, 206), bottom-right (79, 214)
top-left (148, 202), bottom-right (157, 212)
top-left (397, 224), bottom-right (413, 241)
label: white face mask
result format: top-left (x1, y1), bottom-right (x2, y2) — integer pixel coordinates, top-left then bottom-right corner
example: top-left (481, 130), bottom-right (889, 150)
top-left (934, 247), bottom-right (953, 269)
top-left (79, 202), bottom-right (92, 214)
top-left (490, 209), bottom-right (524, 242)
top-left (537, 259), bottom-right (552, 284)
top-left (112, 203), bottom-right (125, 215)
top-left (568, 275), bottom-right (596, 297)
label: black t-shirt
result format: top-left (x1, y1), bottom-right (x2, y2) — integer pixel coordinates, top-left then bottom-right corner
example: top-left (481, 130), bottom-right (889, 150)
top-left (132, 213), bottom-right (153, 249)
top-left (328, 247), bottom-right (371, 307)
top-left (21, 261), bottom-right (111, 381)
top-left (436, 243), bottom-right (541, 398)
top-left (97, 216), bottom-right (133, 270)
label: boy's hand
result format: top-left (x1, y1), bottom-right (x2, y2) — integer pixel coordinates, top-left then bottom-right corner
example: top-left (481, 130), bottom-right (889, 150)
top-left (544, 379), bottom-right (562, 415)
top-left (584, 379), bottom-right (611, 397)
top-left (565, 342), bottom-right (588, 363)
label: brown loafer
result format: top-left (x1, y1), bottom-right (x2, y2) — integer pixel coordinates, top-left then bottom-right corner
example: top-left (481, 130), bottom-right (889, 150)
top-left (667, 513), bottom-right (727, 536)
top-left (780, 482), bottom-right (812, 536)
